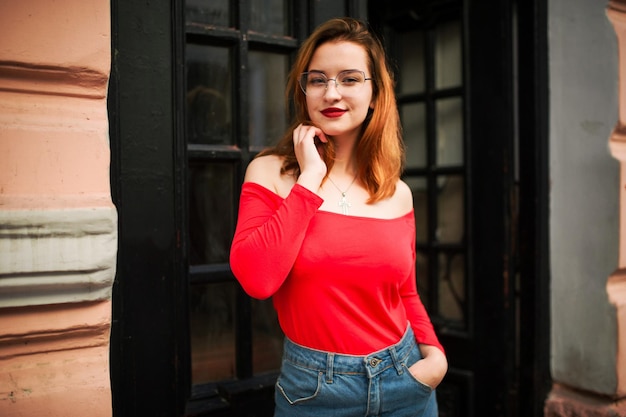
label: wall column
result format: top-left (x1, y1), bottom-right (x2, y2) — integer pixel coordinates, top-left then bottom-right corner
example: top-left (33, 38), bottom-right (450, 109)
top-left (0, 1), bottom-right (115, 416)
top-left (607, 0), bottom-right (626, 401)
top-left (545, 1), bottom-right (626, 416)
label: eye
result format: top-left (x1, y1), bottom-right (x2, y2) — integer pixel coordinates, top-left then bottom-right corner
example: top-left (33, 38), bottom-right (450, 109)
top-left (339, 71), bottom-right (364, 85)
top-left (307, 76), bottom-right (327, 86)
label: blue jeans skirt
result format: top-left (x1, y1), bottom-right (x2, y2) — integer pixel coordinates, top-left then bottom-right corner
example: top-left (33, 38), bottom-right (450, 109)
top-left (274, 325), bottom-right (438, 417)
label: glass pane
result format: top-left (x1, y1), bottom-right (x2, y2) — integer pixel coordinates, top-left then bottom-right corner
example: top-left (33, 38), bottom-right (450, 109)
top-left (190, 282), bottom-right (236, 384)
top-left (416, 250), bottom-right (429, 308)
top-left (250, 0), bottom-right (288, 35)
top-left (436, 97), bottom-right (463, 166)
top-left (185, 0), bottom-right (230, 27)
top-left (252, 298), bottom-right (283, 374)
top-left (398, 30), bottom-right (425, 94)
top-left (189, 163), bottom-right (235, 264)
top-left (186, 44), bottom-right (232, 145)
top-left (406, 176), bottom-right (428, 244)
top-left (438, 252), bottom-right (465, 322)
top-left (435, 20), bottom-right (462, 89)
top-left (249, 51), bottom-right (288, 148)
top-left (436, 176), bottom-right (464, 244)
top-left (401, 103), bottom-right (427, 169)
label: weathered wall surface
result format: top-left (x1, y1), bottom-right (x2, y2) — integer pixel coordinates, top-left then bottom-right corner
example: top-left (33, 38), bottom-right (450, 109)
top-left (546, 0), bottom-right (626, 415)
top-left (0, 1), bottom-right (115, 416)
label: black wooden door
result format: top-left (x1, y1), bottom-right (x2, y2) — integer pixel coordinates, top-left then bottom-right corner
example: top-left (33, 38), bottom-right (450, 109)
top-left (109, 0), bottom-right (549, 416)
top-left (110, 1), bottom-right (368, 417)
top-left (367, 1), bottom-right (550, 416)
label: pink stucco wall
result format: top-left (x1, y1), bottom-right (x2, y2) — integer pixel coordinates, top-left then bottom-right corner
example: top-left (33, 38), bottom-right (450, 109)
top-left (0, 0), bottom-right (111, 208)
top-left (0, 302), bottom-right (112, 416)
top-left (0, 0), bottom-right (114, 416)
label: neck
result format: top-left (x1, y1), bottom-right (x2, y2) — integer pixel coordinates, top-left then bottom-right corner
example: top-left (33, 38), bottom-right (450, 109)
top-left (330, 144), bottom-right (358, 177)
top-left (329, 161), bottom-right (357, 178)
top-left (330, 130), bottom-right (358, 161)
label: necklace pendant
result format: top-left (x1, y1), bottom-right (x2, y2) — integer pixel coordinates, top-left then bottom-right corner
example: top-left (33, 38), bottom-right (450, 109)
top-left (338, 192), bottom-right (351, 215)
top-left (327, 176), bottom-right (356, 215)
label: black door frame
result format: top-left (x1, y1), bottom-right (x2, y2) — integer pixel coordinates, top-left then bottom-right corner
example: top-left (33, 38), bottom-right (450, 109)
top-left (515, 0), bottom-right (552, 415)
top-left (465, 1), bottom-right (519, 414)
top-left (464, 0), bottom-right (551, 414)
top-left (108, 0), bottom-right (550, 415)
top-left (109, 0), bottom-right (188, 415)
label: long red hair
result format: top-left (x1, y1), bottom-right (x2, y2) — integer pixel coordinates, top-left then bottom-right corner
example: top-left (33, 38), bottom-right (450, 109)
top-left (259, 17), bottom-right (404, 203)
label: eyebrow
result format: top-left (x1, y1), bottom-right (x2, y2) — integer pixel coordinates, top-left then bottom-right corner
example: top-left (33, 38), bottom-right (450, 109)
top-left (306, 69), bottom-right (363, 74)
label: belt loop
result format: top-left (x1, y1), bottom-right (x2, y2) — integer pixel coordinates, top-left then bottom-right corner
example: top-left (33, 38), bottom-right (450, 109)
top-left (326, 353), bottom-right (334, 383)
top-left (389, 346), bottom-right (403, 375)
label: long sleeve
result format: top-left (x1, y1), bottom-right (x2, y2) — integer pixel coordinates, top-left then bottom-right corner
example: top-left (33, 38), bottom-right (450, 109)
top-left (400, 231), bottom-right (445, 353)
top-left (229, 182), bottom-right (323, 299)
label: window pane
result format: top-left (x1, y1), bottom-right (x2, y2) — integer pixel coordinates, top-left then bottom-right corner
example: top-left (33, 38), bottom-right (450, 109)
top-left (186, 44), bottom-right (232, 145)
top-left (436, 176), bottom-right (464, 244)
top-left (398, 30), bottom-right (425, 94)
top-left (250, 0), bottom-right (288, 35)
top-left (401, 103), bottom-right (427, 169)
top-left (406, 176), bottom-right (428, 244)
top-left (435, 20), bottom-right (462, 89)
top-left (189, 162), bottom-right (234, 265)
top-left (252, 298), bottom-right (283, 374)
top-left (190, 282), bottom-right (236, 384)
top-left (436, 97), bottom-right (463, 166)
top-left (438, 252), bottom-right (465, 322)
top-left (249, 51), bottom-right (288, 149)
top-left (185, 0), bottom-right (230, 27)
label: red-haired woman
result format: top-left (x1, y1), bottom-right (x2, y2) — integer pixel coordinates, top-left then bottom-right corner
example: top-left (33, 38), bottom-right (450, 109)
top-left (230, 17), bottom-right (447, 416)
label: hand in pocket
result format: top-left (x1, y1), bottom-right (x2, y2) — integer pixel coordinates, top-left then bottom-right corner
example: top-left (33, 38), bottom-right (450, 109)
top-left (408, 344), bottom-right (448, 389)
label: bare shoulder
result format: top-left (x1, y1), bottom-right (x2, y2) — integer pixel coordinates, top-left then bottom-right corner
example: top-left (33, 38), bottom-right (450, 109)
top-left (244, 154), bottom-right (295, 197)
top-left (244, 154), bottom-right (283, 186)
top-left (394, 179), bottom-right (414, 214)
top-left (363, 179), bottom-right (413, 218)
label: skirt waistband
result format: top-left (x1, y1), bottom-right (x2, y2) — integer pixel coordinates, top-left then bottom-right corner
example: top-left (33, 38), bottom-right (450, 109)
top-left (282, 324), bottom-right (417, 379)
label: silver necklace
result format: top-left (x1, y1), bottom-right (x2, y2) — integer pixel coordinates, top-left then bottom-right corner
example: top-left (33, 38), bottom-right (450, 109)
top-left (327, 175), bottom-right (357, 215)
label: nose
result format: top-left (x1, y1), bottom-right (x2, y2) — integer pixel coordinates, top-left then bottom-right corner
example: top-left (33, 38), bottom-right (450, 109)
top-left (324, 79), bottom-right (341, 98)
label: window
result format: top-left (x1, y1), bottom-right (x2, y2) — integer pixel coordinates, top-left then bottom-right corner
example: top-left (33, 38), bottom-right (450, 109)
top-left (184, 0), bottom-right (297, 396)
top-left (392, 14), bottom-right (467, 329)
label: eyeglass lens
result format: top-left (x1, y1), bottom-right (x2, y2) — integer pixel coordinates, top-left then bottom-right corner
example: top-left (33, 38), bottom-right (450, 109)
top-left (299, 70), bottom-right (369, 96)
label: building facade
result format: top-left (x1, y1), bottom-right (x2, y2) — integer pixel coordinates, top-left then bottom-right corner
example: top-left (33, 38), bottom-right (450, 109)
top-left (0, 1), bottom-right (116, 416)
top-left (0, 0), bottom-right (624, 416)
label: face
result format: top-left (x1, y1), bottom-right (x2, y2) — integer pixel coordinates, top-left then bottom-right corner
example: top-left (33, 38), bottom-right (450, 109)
top-left (304, 41), bottom-right (374, 141)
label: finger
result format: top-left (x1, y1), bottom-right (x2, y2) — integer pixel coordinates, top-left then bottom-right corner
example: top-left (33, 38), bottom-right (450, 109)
top-left (292, 124), bottom-right (305, 143)
top-left (294, 124), bottom-right (327, 144)
top-left (314, 130), bottom-right (329, 143)
top-left (293, 124), bottom-right (315, 144)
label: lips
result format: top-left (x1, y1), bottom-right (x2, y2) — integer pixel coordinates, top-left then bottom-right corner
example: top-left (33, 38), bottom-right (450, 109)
top-left (321, 108), bottom-right (346, 118)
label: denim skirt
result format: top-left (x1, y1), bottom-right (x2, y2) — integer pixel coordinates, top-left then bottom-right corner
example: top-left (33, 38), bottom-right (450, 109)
top-left (274, 325), bottom-right (438, 417)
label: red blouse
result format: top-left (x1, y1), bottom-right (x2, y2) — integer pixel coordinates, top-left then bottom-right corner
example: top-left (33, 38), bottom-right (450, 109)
top-left (230, 182), bottom-right (444, 355)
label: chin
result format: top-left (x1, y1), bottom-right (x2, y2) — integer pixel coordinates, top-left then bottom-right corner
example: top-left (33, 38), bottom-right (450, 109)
top-left (315, 124), bottom-right (350, 137)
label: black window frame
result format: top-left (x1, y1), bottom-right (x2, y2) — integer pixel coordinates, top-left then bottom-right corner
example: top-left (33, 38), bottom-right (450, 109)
top-left (181, 2), bottom-right (300, 413)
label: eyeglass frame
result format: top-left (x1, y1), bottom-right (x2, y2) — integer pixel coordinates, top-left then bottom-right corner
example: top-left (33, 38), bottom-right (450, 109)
top-left (298, 70), bottom-right (373, 97)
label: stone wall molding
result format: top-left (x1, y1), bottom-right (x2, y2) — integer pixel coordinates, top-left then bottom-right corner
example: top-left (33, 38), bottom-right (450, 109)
top-left (0, 206), bottom-right (117, 307)
top-left (0, 62), bottom-right (108, 99)
top-left (0, 301), bottom-right (111, 360)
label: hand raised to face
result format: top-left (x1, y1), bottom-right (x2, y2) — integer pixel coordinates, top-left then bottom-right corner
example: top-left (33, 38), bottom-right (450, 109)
top-left (293, 124), bottom-right (329, 193)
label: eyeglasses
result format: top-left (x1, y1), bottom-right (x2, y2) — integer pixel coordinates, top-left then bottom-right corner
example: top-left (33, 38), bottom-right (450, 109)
top-left (298, 70), bottom-right (373, 97)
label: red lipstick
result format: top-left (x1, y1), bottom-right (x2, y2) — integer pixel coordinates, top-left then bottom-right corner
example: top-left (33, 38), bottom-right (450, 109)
top-left (321, 107), bottom-right (346, 118)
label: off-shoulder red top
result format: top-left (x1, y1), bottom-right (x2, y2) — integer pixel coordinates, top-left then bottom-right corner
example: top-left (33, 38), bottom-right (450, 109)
top-left (230, 182), bottom-right (444, 355)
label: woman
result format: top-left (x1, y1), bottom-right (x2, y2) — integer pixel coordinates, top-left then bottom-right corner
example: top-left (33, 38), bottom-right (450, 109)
top-left (230, 17), bottom-right (447, 416)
